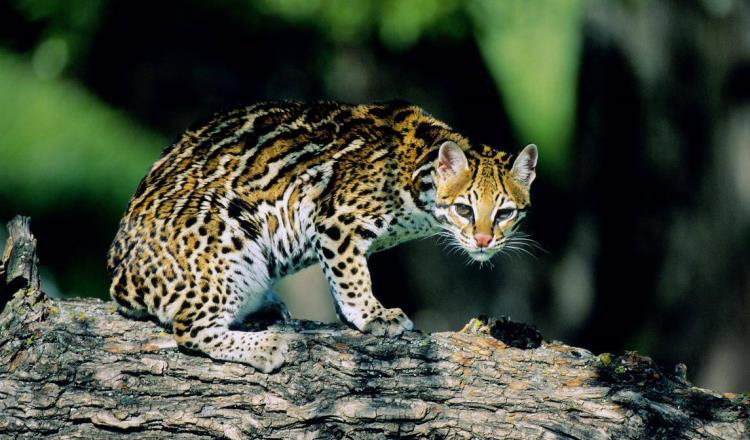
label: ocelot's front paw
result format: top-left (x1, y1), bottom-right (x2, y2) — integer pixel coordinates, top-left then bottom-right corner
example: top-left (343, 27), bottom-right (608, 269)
top-left (361, 307), bottom-right (414, 337)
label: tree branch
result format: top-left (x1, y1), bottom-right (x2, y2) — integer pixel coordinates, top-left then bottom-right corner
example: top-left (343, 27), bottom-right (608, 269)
top-left (0, 216), bottom-right (748, 439)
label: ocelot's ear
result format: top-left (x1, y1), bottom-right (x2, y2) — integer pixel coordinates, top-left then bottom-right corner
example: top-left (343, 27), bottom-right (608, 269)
top-left (511, 144), bottom-right (538, 187)
top-left (435, 141), bottom-right (469, 180)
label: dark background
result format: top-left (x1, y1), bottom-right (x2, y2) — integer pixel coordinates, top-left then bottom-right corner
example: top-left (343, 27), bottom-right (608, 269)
top-left (1, 0), bottom-right (748, 392)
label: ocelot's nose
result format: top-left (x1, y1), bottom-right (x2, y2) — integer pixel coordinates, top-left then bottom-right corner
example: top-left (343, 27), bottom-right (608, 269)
top-left (473, 233), bottom-right (493, 248)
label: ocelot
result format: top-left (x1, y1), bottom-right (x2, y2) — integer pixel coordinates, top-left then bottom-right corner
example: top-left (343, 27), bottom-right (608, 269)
top-left (107, 101), bottom-right (538, 372)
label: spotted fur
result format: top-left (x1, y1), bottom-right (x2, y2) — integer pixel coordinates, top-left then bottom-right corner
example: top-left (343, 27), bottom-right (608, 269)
top-left (107, 101), bottom-right (537, 372)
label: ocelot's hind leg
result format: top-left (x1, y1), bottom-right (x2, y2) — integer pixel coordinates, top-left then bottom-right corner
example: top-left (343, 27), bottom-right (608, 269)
top-left (170, 275), bottom-right (290, 372)
top-left (175, 325), bottom-right (290, 373)
top-left (173, 310), bottom-right (290, 373)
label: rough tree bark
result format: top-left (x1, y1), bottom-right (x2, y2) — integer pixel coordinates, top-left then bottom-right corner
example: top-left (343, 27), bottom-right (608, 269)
top-left (0, 216), bottom-right (748, 439)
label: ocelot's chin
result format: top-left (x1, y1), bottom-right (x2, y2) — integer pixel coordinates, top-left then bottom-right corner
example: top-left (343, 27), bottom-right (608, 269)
top-left (468, 249), bottom-right (494, 262)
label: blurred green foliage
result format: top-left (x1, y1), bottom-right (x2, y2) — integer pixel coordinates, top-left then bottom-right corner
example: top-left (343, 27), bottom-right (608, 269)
top-left (14, 0), bottom-right (105, 67)
top-left (251, 0), bottom-right (468, 48)
top-left (470, 0), bottom-right (584, 180)
top-left (0, 50), bottom-right (165, 214)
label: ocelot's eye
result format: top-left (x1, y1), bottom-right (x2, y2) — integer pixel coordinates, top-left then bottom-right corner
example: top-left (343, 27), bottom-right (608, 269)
top-left (453, 203), bottom-right (473, 220)
top-left (495, 208), bottom-right (517, 223)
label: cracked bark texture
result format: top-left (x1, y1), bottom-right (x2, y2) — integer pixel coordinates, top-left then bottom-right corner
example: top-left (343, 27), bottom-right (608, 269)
top-left (0, 216), bottom-right (748, 440)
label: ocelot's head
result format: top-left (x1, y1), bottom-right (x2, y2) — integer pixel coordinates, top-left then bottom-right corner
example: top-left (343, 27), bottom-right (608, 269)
top-left (432, 141), bottom-right (538, 262)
